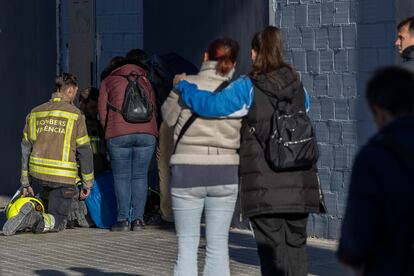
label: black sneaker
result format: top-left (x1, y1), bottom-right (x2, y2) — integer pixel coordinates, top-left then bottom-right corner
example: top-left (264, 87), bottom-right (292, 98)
top-left (145, 214), bottom-right (174, 229)
top-left (131, 219), bottom-right (145, 231)
top-left (66, 220), bottom-right (75, 229)
top-left (110, 220), bottom-right (129, 232)
top-left (3, 202), bottom-right (42, 236)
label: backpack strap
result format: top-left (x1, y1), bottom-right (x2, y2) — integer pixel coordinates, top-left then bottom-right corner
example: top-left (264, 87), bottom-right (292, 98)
top-left (173, 80), bottom-right (230, 154)
top-left (106, 73), bottom-right (145, 114)
top-left (246, 87), bottom-right (277, 150)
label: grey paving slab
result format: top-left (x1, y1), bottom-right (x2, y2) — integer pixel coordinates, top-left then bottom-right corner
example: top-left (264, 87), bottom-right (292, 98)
top-left (0, 212), bottom-right (348, 276)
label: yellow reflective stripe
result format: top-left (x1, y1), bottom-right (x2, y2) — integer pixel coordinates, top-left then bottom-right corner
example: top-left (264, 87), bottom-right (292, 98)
top-left (76, 135), bottom-right (90, 146)
top-left (29, 110), bottom-right (78, 141)
top-left (62, 119), bottom-right (75, 161)
top-left (29, 156), bottom-right (77, 170)
top-left (52, 98), bottom-right (61, 102)
top-left (82, 172), bottom-right (94, 181)
top-left (30, 115), bottom-right (37, 141)
top-left (90, 136), bottom-right (100, 142)
top-left (21, 170), bottom-right (28, 177)
top-left (31, 110), bottom-right (79, 121)
top-left (23, 132), bottom-right (29, 142)
top-left (29, 164), bottom-right (77, 178)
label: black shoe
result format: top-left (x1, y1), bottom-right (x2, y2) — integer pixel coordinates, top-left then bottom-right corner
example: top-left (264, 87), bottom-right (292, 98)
top-left (66, 220), bottom-right (75, 229)
top-left (110, 220), bottom-right (130, 232)
top-left (131, 219), bottom-right (145, 231)
top-left (145, 215), bottom-right (174, 229)
top-left (3, 202), bottom-right (42, 236)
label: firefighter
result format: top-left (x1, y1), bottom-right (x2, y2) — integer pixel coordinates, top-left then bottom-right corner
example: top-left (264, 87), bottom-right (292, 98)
top-left (2, 73), bottom-right (94, 236)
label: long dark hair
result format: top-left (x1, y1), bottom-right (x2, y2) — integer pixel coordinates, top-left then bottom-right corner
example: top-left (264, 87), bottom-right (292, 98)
top-left (207, 38), bottom-right (240, 76)
top-left (249, 26), bottom-right (292, 77)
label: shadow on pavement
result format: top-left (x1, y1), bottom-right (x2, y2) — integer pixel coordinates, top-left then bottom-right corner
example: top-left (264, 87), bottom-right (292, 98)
top-left (228, 231), bottom-right (261, 266)
top-left (227, 230), bottom-right (347, 275)
top-left (307, 245), bottom-right (349, 276)
top-left (228, 231), bottom-right (257, 249)
top-left (34, 268), bottom-right (143, 276)
top-left (229, 247), bottom-right (260, 266)
top-left (0, 211), bottom-right (6, 229)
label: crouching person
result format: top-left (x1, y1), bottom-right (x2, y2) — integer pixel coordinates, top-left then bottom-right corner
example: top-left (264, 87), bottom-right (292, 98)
top-left (2, 73), bottom-right (94, 236)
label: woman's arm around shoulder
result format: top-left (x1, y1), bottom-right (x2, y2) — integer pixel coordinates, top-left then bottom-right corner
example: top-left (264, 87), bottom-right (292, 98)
top-left (176, 75), bottom-right (254, 118)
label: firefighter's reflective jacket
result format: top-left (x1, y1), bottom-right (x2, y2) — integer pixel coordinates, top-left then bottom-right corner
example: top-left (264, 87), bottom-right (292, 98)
top-left (20, 93), bottom-right (94, 188)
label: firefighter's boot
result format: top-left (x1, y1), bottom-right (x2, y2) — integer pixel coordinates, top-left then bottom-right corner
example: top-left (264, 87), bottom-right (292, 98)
top-left (3, 202), bottom-right (42, 236)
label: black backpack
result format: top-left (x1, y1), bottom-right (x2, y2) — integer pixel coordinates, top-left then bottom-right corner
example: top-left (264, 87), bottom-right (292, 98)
top-left (107, 73), bottom-right (153, 123)
top-left (251, 86), bottom-right (319, 171)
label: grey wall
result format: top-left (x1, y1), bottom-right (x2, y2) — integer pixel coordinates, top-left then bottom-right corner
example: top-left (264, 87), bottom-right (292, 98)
top-left (144, 0), bottom-right (269, 77)
top-left (69, 0), bottom-right (96, 89)
top-left (274, 0), bottom-right (395, 239)
top-left (0, 1), bottom-right (56, 196)
top-left (96, 0), bottom-right (144, 78)
top-left (396, 0), bottom-right (414, 23)
top-left (60, 0), bottom-right (144, 85)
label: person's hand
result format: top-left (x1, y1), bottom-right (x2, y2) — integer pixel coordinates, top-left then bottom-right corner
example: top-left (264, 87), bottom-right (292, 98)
top-left (79, 188), bottom-right (91, 200)
top-left (155, 146), bottom-right (161, 161)
top-left (339, 260), bottom-right (364, 276)
top-left (173, 73), bottom-right (186, 88)
top-left (22, 186), bottom-right (34, 197)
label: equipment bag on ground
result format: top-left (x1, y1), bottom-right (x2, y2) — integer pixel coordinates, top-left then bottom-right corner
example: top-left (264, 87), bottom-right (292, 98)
top-left (85, 171), bottom-right (117, 229)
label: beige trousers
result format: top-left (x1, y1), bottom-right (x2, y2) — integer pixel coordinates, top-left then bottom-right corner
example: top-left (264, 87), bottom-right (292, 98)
top-left (158, 122), bottom-right (175, 222)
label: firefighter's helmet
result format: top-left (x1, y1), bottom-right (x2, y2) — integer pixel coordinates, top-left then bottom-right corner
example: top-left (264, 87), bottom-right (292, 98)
top-left (6, 196), bottom-right (45, 219)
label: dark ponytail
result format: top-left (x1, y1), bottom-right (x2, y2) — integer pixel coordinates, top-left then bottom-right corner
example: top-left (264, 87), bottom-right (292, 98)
top-left (207, 38), bottom-right (240, 76)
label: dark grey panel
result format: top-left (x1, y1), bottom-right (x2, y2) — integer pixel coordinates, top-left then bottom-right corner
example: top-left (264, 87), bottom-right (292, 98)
top-left (0, 1), bottom-right (56, 195)
top-left (144, 0), bottom-right (268, 77)
top-left (69, 0), bottom-right (96, 89)
top-left (396, 0), bottom-right (414, 22)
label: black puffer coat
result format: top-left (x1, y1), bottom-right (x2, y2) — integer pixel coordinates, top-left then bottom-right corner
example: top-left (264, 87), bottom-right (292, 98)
top-left (239, 66), bottom-right (320, 218)
top-left (401, 45), bottom-right (414, 73)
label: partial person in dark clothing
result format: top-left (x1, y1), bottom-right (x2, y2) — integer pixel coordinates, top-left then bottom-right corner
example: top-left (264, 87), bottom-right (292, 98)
top-left (396, 16), bottom-right (414, 72)
top-left (337, 67), bottom-right (414, 276)
top-left (100, 56), bottom-right (126, 81)
top-left (174, 26), bottom-right (323, 276)
top-left (79, 87), bottom-right (109, 175)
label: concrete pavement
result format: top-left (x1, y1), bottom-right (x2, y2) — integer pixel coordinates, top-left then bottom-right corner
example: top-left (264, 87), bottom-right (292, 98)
top-left (0, 211), bottom-right (349, 276)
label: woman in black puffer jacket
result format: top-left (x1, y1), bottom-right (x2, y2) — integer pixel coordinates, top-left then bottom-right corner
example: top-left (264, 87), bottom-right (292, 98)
top-left (175, 26), bottom-right (323, 276)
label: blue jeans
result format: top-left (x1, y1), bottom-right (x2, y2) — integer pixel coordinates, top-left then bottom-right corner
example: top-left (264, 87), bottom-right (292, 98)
top-left (107, 133), bottom-right (156, 222)
top-left (172, 184), bottom-right (238, 276)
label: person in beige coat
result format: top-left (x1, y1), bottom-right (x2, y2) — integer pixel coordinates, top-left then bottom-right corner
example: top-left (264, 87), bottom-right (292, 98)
top-left (162, 38), bottom-right (241, 276)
